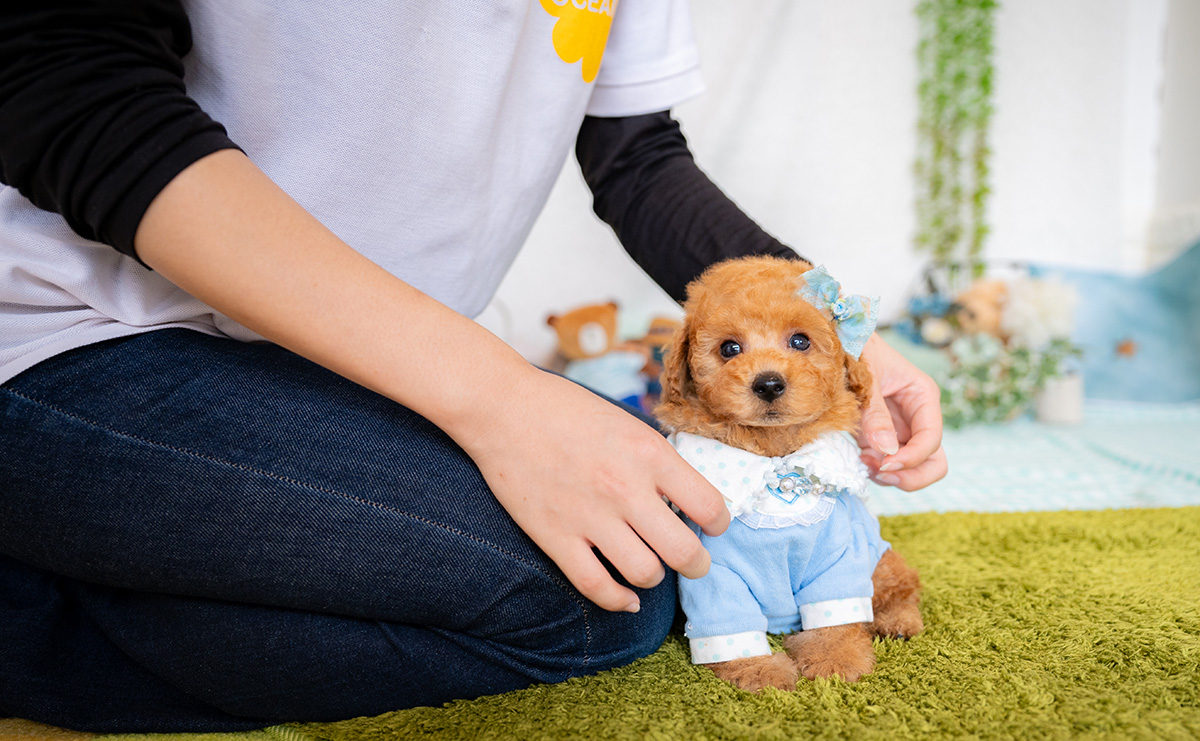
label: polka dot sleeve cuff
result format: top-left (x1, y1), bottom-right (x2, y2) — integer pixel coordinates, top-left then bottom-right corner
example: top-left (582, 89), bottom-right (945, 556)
top-left (799, 597), bottom-right (874, 630)
top-left (689, 630), bottom-right (772, 665)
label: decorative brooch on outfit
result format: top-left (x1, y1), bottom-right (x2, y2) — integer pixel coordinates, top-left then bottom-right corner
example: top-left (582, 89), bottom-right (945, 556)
top-left (767, 471), bottom-right (812, 504)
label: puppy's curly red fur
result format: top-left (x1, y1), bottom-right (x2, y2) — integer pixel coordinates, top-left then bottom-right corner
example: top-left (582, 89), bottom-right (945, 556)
top-left (657, 256), bottom-right (922, 689)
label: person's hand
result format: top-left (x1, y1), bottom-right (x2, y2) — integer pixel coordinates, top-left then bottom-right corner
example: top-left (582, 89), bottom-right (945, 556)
top-left (458, 367), bottom-right (730, 613)
top-left (856, 333), bottom-right (948, 490)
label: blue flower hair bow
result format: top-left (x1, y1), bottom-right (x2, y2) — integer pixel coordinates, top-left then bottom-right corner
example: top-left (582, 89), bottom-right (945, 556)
top-left (796, 266), bottom-right (880, 359)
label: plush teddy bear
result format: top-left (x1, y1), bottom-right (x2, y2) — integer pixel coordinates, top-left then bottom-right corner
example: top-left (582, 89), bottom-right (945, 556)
top-left (952, 279), bottom-right (1009, 340)
top-left (546, 302), bottom-right (650, 410)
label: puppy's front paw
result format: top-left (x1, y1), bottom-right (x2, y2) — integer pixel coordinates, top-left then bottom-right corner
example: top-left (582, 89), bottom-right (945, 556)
top-left (708, 653), bottom-right (798, 692)
top-left (784, 623), bottom-right (875, 682)
top-left (873, 601), bottom-right (924, 640)
top-left (870, 549), bottom-right (924, 639)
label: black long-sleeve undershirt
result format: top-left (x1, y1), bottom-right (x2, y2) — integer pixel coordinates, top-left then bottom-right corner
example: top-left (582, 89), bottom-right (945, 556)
top-left (0, 2), bottom-right (239, 258)
top-left (576, 113), bottom-right (804, 302)
top-left (0, 1), bottom-right (803, 298)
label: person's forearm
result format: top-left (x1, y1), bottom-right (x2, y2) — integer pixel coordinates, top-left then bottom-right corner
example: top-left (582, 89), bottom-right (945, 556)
top-left (134, 149), bottom-right (535, 440)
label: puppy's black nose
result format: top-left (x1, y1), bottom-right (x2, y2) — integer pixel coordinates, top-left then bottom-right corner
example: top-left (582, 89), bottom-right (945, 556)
top-left (752, 372), bottom-right (786, 402)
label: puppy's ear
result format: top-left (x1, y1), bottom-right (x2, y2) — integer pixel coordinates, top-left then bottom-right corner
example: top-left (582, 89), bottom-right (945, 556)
top-left (657, 315), bottom-right (697, 407)
top-left (844, 352), bottom-right (874, 410)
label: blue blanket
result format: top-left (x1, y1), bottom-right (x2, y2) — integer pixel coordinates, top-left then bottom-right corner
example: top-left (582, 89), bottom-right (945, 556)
top-left (870, 400), bottom-right (1200, 515)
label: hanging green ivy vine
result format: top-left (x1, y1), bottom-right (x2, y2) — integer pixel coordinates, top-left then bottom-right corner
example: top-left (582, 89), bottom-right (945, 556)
top-left (914, 0), bottom-right (997, 284)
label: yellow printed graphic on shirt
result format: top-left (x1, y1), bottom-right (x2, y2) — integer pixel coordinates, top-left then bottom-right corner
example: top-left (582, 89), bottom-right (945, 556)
top-left (540, 0), bottom-right (619, 83)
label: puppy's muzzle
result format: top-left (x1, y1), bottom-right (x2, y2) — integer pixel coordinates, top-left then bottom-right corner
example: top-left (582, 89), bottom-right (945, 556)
top-left (752, 372), bottom-right (787, 403)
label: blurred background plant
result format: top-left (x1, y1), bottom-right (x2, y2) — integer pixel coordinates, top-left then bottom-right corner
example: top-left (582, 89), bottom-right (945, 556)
top-left (914, 0), bottom-right (997, 285)
top-left (940, 333), bottom-right (1082, 428)
top-left (902, 0), bottom-right (1085, 427)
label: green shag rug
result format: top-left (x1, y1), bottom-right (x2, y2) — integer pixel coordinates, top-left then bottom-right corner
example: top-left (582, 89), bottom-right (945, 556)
top-left (26, 507), bottom-right (1200, 740)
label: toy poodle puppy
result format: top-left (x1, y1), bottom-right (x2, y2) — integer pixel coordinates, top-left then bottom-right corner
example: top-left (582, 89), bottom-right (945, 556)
top-left (656, 256), bottom-right (923, 692)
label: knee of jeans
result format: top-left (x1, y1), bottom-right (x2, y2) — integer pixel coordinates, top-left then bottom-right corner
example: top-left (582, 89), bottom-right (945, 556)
top-left (568, 569), bottom-right (677, 677)
top-left (450, 566), bottom-right (677, 685)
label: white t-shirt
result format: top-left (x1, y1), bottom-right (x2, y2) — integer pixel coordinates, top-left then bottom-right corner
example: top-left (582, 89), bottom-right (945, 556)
top-left (0, 0), bottom-right (704, 383)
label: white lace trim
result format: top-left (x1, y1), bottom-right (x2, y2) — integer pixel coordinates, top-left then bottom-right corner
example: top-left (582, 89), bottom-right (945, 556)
top-left (734, 497), bottom-right (836, 530)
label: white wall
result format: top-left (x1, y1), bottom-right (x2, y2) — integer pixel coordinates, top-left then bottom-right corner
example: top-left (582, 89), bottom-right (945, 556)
top-left (1150, 0), bottom-right (1200, 264)
top-left (988, 0), bottom-right (1169, 272)
top-left (672, 1), bottom-right (923, 323)
top-left (477, 0), bottom-right (1193, 364)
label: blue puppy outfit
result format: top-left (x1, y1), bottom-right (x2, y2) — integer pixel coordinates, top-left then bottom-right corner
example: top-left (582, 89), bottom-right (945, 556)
top-left (673, 431), bottom-right (888, 664)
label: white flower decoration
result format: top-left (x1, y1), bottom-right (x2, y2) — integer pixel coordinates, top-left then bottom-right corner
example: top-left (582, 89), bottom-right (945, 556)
top-left (1001, 276), bottom-right (1079, 350)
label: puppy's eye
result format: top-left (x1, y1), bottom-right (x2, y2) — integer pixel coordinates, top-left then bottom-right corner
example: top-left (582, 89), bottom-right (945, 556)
top-left (789, 333), bottom-right (811, 351)
top-left (720, 340), bottom-right (741, 359)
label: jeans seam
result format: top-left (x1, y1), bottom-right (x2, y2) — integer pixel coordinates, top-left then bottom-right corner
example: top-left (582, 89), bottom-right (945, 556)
top-left (2, 386), bottom-right (594, 667)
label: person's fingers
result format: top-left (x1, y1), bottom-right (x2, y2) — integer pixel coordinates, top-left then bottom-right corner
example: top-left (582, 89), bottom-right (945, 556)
top-left (860, 448), bottom-right (883, 475)
top-left (876, 381), bottom-right (943, 473)
top-left (899, 446), bottom-right (947, 490)
top-left (544, 539), bottom-right (642, 613)
top-left (589, 525), bottom-right (667, 590)
top-left (875, 445), bottom-right (948, 490)
top-left (858, 332), bottom-right (950, 484)
top-left (884, 395), bottom-right (913, 444)
top-left (858, 377), bottom-right (900, 457)
top-left (658, 455), bottom-right (730, 538)
top-left (627, 497), bottom-right (713, 581)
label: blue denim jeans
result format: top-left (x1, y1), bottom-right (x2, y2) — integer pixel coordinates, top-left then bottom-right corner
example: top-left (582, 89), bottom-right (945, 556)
top-left (0, 329), bottom-right (676, 732)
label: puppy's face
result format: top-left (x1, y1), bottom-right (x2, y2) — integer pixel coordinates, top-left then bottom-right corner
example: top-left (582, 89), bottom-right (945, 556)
top-left (689, 272), bottom-right (843, 428)
top-left (657, 257), bottom-right (872, 451)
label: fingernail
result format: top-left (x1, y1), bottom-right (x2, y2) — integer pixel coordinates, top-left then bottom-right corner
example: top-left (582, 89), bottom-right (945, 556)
top-left (875, 473), bottom-right (900, 486)
top-left (879, 461), bottom-right (903, 473)
top-left (872, 432), bottom-right (900, 456)
top-left (625, 600), bottom-right (641, 613)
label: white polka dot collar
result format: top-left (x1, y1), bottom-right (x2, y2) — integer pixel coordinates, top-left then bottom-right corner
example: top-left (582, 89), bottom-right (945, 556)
top-left (669, 430), bottom-right (870, 529)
